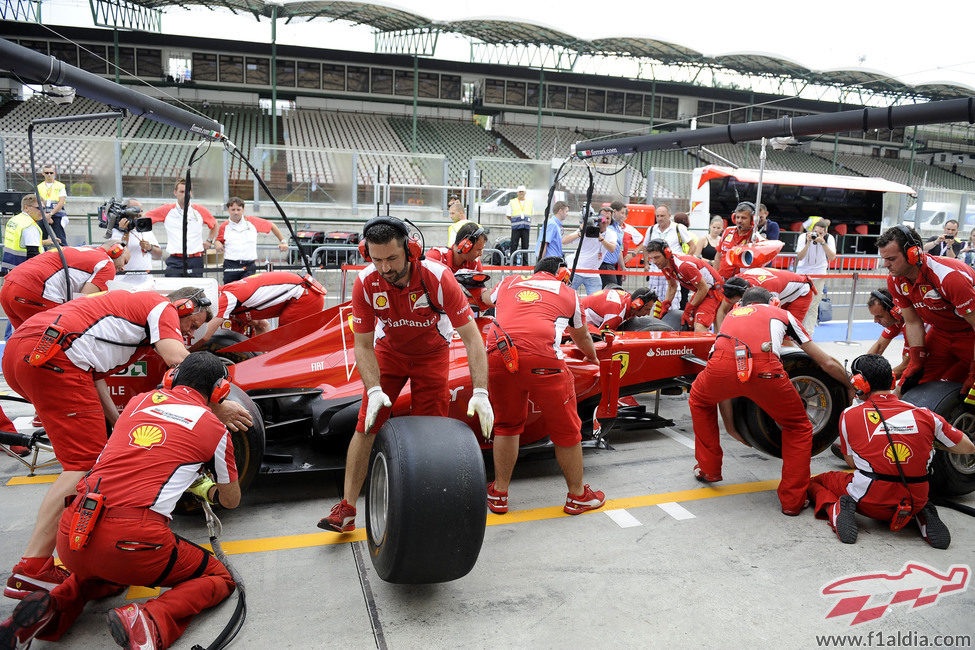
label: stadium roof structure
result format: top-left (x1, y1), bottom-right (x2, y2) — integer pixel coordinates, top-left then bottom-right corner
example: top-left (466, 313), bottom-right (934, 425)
top-left (87, 0), bottom-right (975, 100)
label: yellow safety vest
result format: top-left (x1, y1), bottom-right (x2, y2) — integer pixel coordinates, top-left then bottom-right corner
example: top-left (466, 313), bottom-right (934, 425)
top-left (2, 212), bottom-right (42, 273)
top-left (508, 198), bottom-right (533, 229)
top-left (36, 181), bottom-right (66, 211)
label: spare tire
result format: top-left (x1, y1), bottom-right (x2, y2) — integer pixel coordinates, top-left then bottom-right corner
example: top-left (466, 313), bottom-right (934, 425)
top-left (619, 316), bottom-right (674, 332)
top-left (901, 381), bottom-right (975, 496)
top-left (366, 416), bottom-right (486, 584)
top-left (732, 351), bottom-right (849, 458)
top-left (199, 331), bottom-right (257, 364)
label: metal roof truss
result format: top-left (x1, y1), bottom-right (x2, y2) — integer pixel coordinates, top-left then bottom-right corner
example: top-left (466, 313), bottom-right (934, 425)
top-left (470, 41), bottom-right (578, 72)
top-left (89, 0), bottom-right (162, 31)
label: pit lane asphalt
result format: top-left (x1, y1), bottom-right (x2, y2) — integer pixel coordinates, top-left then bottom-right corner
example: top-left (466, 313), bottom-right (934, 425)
top-left (2, 339), bottom-right (973, 649)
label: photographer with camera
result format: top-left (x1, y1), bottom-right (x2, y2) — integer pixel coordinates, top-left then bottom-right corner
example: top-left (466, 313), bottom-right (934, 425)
top-left (563, 206), bottom-right (616, 295)
top-left (922, 219), bottom-right (963, 258)
top-left (795, 217), bottom-right (836, 336)
top-left (107, 199), bottom-right (162, 273)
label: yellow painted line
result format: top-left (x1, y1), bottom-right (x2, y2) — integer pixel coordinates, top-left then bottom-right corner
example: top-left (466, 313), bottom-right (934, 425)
top-left (202, 479), bottom-right (780, 557)
top-left (6, 474), bottom-right (60, 485)
top-left (125, 586), bottom-right (161, 600)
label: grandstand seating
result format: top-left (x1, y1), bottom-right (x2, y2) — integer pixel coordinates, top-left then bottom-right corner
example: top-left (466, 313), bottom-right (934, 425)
top-left (388, 116), bottom-right (515, 184)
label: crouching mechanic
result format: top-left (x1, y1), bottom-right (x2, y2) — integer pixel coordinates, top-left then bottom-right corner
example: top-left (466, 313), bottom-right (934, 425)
top-left (809, 354), bottom-right (974, 547)
top-left (318, 216), bottom-right (492, 532)
top-left (715, 267), bottom-right (815, 330)
top-left (486, 257), bottom-right (605, 515)
top-left (425, 221), bottom-right (493, 311)
top-left (581, 286), bottom-right (657, 331)
top-left (2, 288), bottom-right (251, 600)
top-left (0, 352), bottom-right (242, 649)
top-left (0, 241), bottom-right (129, 329)
top-left (688, 287), bottom-right (850, 514)
top-left (194, 271), bottom-right (327, 346)
top-left (645, 239), bottom-right (722, 332)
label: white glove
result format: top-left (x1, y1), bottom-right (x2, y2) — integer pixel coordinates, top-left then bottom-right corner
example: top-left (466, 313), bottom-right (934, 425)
top-left (466, 388), bottom-right (494, 440)
top-left (364, 386), bottom-right (392, 433)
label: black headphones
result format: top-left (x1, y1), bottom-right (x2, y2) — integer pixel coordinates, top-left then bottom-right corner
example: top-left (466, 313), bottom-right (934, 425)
top-left (358, 216), bottom-right (423, 262)
top-left (893, 225), bottom-right (923, 267)
top-left (869, 289), bottom-right (894, 312)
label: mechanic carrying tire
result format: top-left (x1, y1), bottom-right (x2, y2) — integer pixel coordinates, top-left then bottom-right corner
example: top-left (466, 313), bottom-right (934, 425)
top-left (580, 286), bottom-right (658, 331)
top-left (0, 352), bottom-right (242, 649)
top-left (486, 256), bottom-right (605, 515)
top-left (2, 289), bottom-right (252, 603)
top-left (317, 216), bottom-right (493, 533)
top-left (809, 354), bottom-right (975, 547)
top-left (688, 286), bottom-right (849, 515)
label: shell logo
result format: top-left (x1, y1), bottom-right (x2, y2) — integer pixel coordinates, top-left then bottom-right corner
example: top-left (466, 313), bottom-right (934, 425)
top-left (730, 306), bottom-right (755, 317)
top-left (375, 295), bottom-right (388, 308)
top-left (129, 424), bottom-right (166, 450)
top-left (517, 290), bottom-right (541, 303)
top-left (884, 441), bottom-right (912, 464)
top-left (347, 314), bottom-right (355, 333)
top-left (151, 392), bottom-right (168, 404)
top-left (900, 282), bottom-right (911, 295)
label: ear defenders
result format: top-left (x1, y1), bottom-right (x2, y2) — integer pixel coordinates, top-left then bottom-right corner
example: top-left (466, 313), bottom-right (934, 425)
top-left (849, 355), bottom-right (871, 396)
top-left (555, 266), bottom-right (571, 285)
top-left (171, 292), bottom-right (211, 318)
top-left (630, 296), bottom-right (645, 312)
top-left (869, 289), bottom-right (895, 312)
top-left (455, 227), bottom-right (486, 255)
top-left (106, 242), bottom-right (126, 260)
top-left (358, 216), bottom-right (423, 262)
top-left (163, 363), bottom-right (231, 403)
top-left (894, 225), bottom-right (923, 267)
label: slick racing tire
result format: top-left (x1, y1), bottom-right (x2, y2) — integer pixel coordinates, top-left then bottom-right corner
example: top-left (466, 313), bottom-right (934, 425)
top-left (732, 351), bottom-right (849, 458)
top-left (901, 381), bottom-right (975, 496)
top-left (199, 331), bottom-right (257, 364)
top-left (366, 416), bottom-right (487, 584)
top-left (618, 316), bottom-right (674, 332)
top-left (174, 384), bottom-right (264, 515)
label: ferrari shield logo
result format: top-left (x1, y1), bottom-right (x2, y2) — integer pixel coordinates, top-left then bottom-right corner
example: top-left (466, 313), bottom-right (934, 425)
top-left (410, 291), bottom-right (429, 310)
top-left (151, 392), bottom-right (168, 404)
top-left (612, 352), bottom-right (630, 378)
top-left (866, 410), bottom-right (881, 425)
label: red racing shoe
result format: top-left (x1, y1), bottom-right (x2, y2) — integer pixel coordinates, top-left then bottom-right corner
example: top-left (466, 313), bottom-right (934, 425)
top-left (108, 603), bottom-right (160, 650)
top-left (693, 464), bottom-right (722, 484)
top-left (564, 485), bottom-right (605, 515)
top-left (828, 495), bottom-right (859, 544)
top-left (4, 558), bottom-right (69, 600)
top-left (487, 482), bottom-right (508, 514)
top-left (0, 590), bottom-right (57, 649)
top-left (317, 500), bottom-right (356, 533)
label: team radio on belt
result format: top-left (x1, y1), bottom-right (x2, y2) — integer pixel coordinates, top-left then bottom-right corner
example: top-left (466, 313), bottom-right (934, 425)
top-left (2, 209), bottom-right (975, 648)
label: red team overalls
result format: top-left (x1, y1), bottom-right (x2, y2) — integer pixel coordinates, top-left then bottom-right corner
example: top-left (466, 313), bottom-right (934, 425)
top-left (716, 226), bottom-right (753, 280)
top-left (662, 252), bottom-right (723, 328)
top-left (888, 254), bottom-right (975, 385)
top-left (688, 303), bottom-right (814, 512)
top-left (38, 386), bottom-right (238, 646)
top-left (425, 246), bottom-right (491, 311)
top-left (350, 258), bottom-right (474, 433)
top-left (0, 247), bottom-right (116, 328)
top-left (487, 271), bottom-right (585, 446)
top-left (809, 394), bottom-right (965, 521)
top-left (581, 288), bottom-right (630, 330)
top-left (728, 268), bottom-right (815, 324)
top-left (216, 270), bottom-right (326, 329)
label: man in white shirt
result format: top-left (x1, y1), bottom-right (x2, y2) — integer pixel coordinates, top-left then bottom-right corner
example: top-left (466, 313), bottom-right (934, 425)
top-left (143, 180), bottom-right (219, 277)
top-left (216, 197), bottom-right (289, 283)
top-left (111, 199), bottom-right (162, 273)
top-left (562, 207), bottom-right (616, 295)
top-left (794, 217), bottom-right (836, 335)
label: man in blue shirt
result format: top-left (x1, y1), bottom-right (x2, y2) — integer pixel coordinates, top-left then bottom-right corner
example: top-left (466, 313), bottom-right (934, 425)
top-left (758, 203), bottom-right (780, 240)
top-left (599, 201), bottom-right (626, 287)
top-left (536, 200), bottom-right (569, 260)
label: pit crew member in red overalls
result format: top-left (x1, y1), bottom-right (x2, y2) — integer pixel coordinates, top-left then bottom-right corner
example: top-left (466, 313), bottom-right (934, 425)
top-left (318, 216), bottom-right (492, 533)
top-left (876, 225), bottom-right (975, 394)
top-left (215, 196), bottom-right (289, 283)
top-left (716, 201), bottom-right (763, 280)
top-left (194, 270), bottom-right (327, 346)
top-left (714, 267), bottom-right (815, 329)
top-left (645, 239), bottom-right (722, 332)
top-left (486, 256), bottom-right (605, 515)
top-left (809, 354), bottom-right (974, 547)
top-left (688, 286), bottom-right (850, 514)
top-left (425, 221), bottom-right (493, 311)
top-left (0, 352), bottom-right (242, 649)
top-left (580, 286), bottom-right (657, 331)
top-left (2, 289), bottom-right (251, 601)
top-left (0, 241), bottom-right (129, 329)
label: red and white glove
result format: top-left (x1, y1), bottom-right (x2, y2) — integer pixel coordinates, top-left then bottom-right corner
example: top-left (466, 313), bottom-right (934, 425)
top-left (652, 300), bottom-right (672, 319)
top-left (896, 347), bottom-right (927, 388)
top-left (682, 302), bottom-right (699, 329)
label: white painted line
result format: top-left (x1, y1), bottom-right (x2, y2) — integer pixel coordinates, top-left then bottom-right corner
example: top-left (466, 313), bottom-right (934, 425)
top-left (604, 508), bottom-right (642, 528)
top-left (13, 417), bottom-right (34, 432)
top-left (660, 427), bottom-right (695, 449)
top-left (658, 502), bottom-right (696, 521)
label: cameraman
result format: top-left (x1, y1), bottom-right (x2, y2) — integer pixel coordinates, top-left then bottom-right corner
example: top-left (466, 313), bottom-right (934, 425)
top-left (795, 217), bottom-right (836, 336)
top-left (923, 219), bottom-right (963, 258)
top-left (110, 199), bottom-right (162, 273)
top-left (563, 206), bottom-right (616, 295)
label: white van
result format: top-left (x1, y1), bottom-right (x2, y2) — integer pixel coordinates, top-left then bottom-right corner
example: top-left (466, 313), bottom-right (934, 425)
top-left (476, 188), bottom-right (566, 214)
top-left (901, 202), bottom-right (975, 237)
